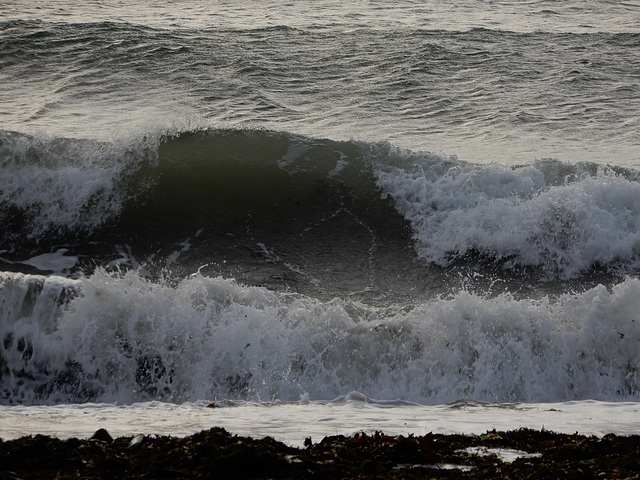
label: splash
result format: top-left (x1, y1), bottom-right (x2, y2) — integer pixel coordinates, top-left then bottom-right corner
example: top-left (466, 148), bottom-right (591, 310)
top-left (1, 269), bottom-right (638, 405)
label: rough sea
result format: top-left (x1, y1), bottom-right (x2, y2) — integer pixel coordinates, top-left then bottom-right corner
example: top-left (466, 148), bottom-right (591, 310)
top-left (1, 0), bottom-right (639, 444)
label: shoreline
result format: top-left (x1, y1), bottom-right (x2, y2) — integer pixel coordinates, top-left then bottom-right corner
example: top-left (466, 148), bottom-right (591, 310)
top-left (2, 427), bottom-right (638, 479)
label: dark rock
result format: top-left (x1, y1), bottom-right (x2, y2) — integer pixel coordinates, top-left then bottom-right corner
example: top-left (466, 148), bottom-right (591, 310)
top-left (90, 428), bottom-right (114, 443)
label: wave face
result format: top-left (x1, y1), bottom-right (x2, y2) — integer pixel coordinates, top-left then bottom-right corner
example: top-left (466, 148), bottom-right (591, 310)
top-left (3, 128), bottom-right (640, 281)
top-left (1, 270), bottom-right (638, 405)
top-left (0, 128), bottom-right (385, 243)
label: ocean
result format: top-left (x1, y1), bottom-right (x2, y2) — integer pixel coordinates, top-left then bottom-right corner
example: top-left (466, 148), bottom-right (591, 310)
top-left (1, 0), bottom-right (639, 444)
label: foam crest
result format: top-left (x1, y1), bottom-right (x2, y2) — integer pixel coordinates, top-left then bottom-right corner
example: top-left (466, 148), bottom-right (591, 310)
top-left (0, 130), bottom-right (157, 244)
top-left (374, 153), bottom-right (640, 278)
top-left (1, 270), bottom-right (638, 405)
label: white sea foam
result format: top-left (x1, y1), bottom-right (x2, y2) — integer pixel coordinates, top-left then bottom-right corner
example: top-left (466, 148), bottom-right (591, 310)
top-left (0, 399), bottom-right (638, 446)
top-left (1, 270), bottom-right (638, 405)
top-left (0, 130), bottom-right (158, 239)
top-left (0, 164), bottom-right (121, 238)
top-left (374, 154), bottom-right (640, 278)
top-left (0, 272), bottom-right (80, 334)
top-left (22, 249), bottom-right (78, 273)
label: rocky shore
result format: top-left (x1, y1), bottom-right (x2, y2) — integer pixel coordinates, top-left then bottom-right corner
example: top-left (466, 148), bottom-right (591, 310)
top-left (1, 427), bottom-right (639, 479)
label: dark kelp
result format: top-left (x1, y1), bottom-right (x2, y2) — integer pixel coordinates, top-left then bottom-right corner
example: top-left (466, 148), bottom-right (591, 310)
top-left (1, 428), bottom-right (639, 479)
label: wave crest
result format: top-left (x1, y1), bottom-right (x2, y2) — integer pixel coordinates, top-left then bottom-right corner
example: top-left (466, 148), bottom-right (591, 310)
top-left (374, 153), bottom-right (640, 278)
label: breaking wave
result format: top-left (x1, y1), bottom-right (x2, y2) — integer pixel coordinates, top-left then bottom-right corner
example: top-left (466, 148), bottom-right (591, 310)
top-left (0, 270), bottom-right (638, 405)
top-left (3, 127), bottom-right (640, 279)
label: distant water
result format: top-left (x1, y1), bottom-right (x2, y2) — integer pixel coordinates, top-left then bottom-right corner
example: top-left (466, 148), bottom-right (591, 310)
top-left (1, 0), bottom-right (639, 430)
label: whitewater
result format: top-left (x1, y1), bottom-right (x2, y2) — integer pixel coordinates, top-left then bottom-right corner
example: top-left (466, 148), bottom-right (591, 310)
top-left (1, 0), bottom-right (640, 444)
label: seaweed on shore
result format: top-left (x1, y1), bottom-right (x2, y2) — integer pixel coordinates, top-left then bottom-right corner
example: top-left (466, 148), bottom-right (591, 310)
top-left (1, 427), bottom-right (639, 479)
